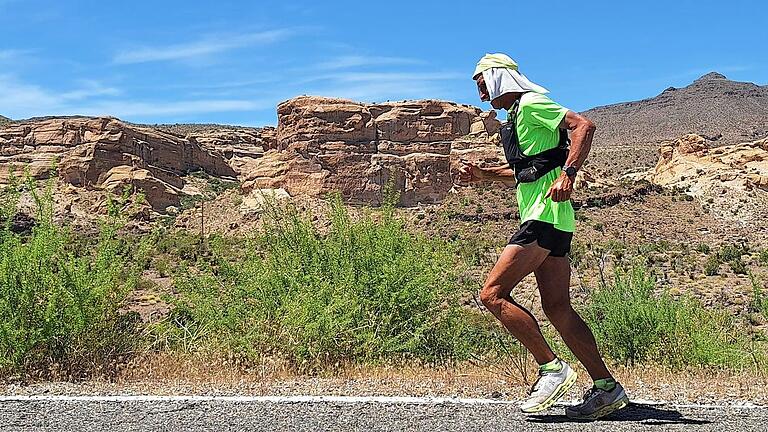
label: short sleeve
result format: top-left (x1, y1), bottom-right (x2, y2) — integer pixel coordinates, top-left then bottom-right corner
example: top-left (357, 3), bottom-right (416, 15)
top-left (520, 94), bottom-right (569, 132)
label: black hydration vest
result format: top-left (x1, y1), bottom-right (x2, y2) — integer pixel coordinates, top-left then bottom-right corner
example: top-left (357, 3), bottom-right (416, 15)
top-left (500, 100), bottom-right (570, 183)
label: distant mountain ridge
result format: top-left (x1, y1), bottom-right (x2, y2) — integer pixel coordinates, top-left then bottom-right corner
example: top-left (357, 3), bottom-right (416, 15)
top-left (582, 72), bottom-right (768, 175)
top-left (0, 115), bottom-right (11, 126)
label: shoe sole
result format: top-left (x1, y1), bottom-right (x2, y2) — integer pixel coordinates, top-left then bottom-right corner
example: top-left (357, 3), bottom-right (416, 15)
top-left (565, 395), bottom-right (630, 421)
top-left (520, 368), bottom-right (578, 414)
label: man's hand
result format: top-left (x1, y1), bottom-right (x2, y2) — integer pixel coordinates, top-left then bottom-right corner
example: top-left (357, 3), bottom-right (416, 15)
top-left (545, 172), bottom-right (574, 202)
top-left (457, 160), bottom-right (486, 183)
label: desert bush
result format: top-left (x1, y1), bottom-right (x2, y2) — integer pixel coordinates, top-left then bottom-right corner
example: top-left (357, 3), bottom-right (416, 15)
top-left (704, 255), bottom-right (721, 276)
top-left (584, 265), bottom-right (759, 368)
top-left (750, 273), bottom-right (768, 317)
top-left (152, 196), bottom-right (492, 371)
top-left (718, 243), bottom-right (748, 263)
top-left (0, 181), bottom-right (140, 378)
top-left (695, 243), bottom-right (711, 254)
top-left (729, 259), bottom-right (748, 275)
top-left (759, 249), bottom-right (768, 266)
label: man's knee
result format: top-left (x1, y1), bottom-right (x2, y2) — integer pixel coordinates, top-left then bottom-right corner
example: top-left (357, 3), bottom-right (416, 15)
top-left (480, 283), bottom-right (505, 309)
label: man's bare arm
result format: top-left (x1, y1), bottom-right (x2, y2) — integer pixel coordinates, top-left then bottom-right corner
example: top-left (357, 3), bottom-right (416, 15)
top-left (545, 111), bottom-right (596, 202)
top-left (560, 110), bottom-right (595, 170)
top-left (457, 161), bottom-right (516, 184)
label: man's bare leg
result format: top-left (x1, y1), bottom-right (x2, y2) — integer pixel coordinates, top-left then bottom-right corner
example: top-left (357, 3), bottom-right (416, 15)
top-left (479, 243), bottom-right (554, 365)
top-left (534, 256), bottom-right (612, 380)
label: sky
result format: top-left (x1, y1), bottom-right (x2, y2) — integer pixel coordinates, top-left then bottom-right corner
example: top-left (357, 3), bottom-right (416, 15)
top-left (1, 0), bottom-right (766, 126)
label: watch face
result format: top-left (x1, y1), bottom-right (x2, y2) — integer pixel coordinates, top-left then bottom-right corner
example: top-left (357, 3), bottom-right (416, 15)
top-left (565, 167), bottom-right (577, 177)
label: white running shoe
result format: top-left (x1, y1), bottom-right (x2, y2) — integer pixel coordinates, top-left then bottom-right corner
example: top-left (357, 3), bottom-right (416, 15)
top-left (520, 361), bottom-right (578, 413)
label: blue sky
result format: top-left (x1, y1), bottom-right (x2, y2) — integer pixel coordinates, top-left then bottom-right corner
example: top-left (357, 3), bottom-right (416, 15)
top-left (1, 0), bottom-right (766, 126)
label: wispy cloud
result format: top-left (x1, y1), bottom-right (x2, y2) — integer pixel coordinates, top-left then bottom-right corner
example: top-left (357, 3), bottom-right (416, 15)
top-left (0, 74), bottom-right (265, 120)
top-left (300, 71), bottom-right (464, 102)
top-left (113, 29), bottom-right (295, 64)
top-left (69, 100), bottom-right (268, 118)
top-left (0, 49), bottom-right (30, 63)
top-left (314, 55), bottom-right (424, 70)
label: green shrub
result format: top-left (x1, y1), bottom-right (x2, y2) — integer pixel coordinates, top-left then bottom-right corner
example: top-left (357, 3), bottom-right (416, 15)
top-left (695, 243), bottom-right (711, 254)
top-left (729, 259), bottom-right (748, 275)
top-left (760, 249), bottom-right (768, 266)
top-left (718, 243), bottom-right (748, 263)
top-left (704, 255), bottom-right (720, 276)
top-left (153, 196), bottom-right (490, 371)
top-left (0, 181), bottom-right (140, 378)
top-left (584, 265), bottom-right (758, 368)
top-left (750, 273), bottom-right (768, 317)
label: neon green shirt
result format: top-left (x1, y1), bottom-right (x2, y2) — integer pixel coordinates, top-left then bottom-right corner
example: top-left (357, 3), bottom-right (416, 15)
top-left (508, 92), bottom-right (575, 232)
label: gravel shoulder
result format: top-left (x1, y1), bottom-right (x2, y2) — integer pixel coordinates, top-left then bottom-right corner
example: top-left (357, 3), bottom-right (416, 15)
top-left (1, 397), bottom-right (766, 432)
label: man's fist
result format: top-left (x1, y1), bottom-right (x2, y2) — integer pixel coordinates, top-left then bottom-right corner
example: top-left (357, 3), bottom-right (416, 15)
top-left (545, 172), bottom-right (574, 202)
top-left (457, 160), bottom-right (485, 183)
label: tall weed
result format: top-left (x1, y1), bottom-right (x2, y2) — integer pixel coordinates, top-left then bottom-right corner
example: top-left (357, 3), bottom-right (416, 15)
top-left (155, 196), bottom-right (489, 371)
top-left (0, 179), bottom-right (140, 378)
top-left (584, 265), bottom-right (760, 369)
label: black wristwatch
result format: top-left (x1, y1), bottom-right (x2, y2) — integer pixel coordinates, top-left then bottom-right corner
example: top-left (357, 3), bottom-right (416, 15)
top-left (563, 165), bottom-right (578, 178)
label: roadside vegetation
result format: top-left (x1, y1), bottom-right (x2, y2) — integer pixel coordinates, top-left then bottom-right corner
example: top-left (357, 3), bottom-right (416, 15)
top-left (0, 179), bottom-right (767, 380)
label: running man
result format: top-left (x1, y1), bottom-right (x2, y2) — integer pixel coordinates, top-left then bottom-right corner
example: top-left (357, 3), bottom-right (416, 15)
top-left (458, 53), bottom-right (629, 420)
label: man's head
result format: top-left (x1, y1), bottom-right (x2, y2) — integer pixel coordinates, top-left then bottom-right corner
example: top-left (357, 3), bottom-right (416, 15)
top-left (473, 53), bottom-right (549, 111)
top-left (474, 73), bottom-right (520, 110)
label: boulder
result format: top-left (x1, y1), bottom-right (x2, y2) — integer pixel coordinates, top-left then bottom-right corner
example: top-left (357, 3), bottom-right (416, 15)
top-left (650, 134), bottom-right (768, 223)
top-left (100, 165), bottom-right (180, 211)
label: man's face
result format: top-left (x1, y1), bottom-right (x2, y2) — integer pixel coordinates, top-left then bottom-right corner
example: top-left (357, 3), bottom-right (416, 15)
top-left (475, 74), bottom-right (490, 102)
top-left (475, 74), bottom-right (506, 109)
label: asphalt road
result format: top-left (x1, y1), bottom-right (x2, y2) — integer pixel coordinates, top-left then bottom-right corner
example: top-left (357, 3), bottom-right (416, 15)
top-left (1, 397), bottom-right (766, 431)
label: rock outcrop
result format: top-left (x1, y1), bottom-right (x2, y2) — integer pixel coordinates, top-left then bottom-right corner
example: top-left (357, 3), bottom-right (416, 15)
top-left (650, 133), bottom-right (768, 223)
top-left (187, 127), bottom-right (277, 176)
top-left (0, 117), bottom-right (236, 210)
top-left (242, 96), bottom-right (502, 205)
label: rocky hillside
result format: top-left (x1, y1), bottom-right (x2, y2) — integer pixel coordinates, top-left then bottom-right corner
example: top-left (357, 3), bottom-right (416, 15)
top-left (0, 115), bottom-right (11, 127)
top-left (0, 98), bottom-right (506, 217)
top-left (0, 117), bottom-right (237, 211)
top-left (649, 134), bottom-right (768, 224)
top-left (584, 72), bottom-right (768, 176)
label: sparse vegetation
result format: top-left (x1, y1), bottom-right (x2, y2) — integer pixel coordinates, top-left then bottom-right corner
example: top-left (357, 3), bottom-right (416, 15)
top-left (584, 265), bottom-right (762, 368)
top-left (149, 196), bottom-right (493, 371)
top-left (1, 178), bottom-right (767, 380)
top-left (0, 179), bottom-right (143, 378)
top-left (760, 249), bottom-right (768, 266)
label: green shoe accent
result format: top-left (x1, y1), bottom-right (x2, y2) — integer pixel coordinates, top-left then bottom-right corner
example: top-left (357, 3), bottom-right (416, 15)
top-left (539, 358), bottom-right (563, 373)
top-left (594, 378), bottom-right (616, 392)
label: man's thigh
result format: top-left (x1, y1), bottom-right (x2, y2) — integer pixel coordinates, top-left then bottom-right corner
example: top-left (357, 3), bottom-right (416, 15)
top-left (484, 242), bottom-right (551, 299)
top-left (534, 255), bottom-right (572, 304)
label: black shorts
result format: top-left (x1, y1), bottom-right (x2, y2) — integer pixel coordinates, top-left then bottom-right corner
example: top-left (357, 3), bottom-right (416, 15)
top-left (507, 220), bottom-right (573, 257)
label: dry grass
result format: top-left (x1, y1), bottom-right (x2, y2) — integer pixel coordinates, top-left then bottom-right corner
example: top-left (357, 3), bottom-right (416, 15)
top-left (5, 353), bottom-right (755, 404)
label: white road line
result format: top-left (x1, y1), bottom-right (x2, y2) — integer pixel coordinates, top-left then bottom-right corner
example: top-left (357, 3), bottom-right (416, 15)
top-left (0, 395), bottom-right (764, 409)
top-left (0, 395), bottom-right (513, 405)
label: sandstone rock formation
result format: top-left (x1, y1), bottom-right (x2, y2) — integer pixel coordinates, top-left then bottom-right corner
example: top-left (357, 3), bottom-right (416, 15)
top-left (187, 127), bottom-right (277, 175)
top-left (0, 117), bottom-right (236, 210)
top-left (650, 133), bottom-right (768, 223)
top-left (242, 96), bottom-right (502, 206)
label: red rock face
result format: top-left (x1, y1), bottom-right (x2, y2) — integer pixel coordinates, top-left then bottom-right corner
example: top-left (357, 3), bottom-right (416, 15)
top-left (243, 96), bottom-right (501, 206)
top-left (1, 98), bottom-right (503, 210)
top-left (0, 117), bottom-right (236, 210)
